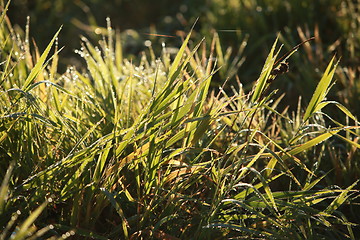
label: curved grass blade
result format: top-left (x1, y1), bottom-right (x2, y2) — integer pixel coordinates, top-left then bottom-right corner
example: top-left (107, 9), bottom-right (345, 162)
top-left (22, 27), bottom-right (62, 92)
top-left (303, 56), bottom-right (338, 122)
top-left (324, 180), bottom-right (359, 214)
top-left (11, 202), bottom-right (48, 240)
top-left (251, 37), bottom-right (281, 103)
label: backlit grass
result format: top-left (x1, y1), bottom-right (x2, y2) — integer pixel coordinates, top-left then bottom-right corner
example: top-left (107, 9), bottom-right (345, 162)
top-left (1, 2), bottom-right (359, 239)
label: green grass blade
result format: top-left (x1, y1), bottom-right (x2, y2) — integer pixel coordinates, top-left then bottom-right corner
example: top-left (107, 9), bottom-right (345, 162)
top-left (204, 222), bottom-right (270, 236)
top-left (334, 102), bottom-right (358, 123)
top-left (22, 27), bottom-right (62, 92)
top-left (325, 180), bottom-right (358, 214)
top-left (0, 162), bottom-right (14, 215)
top-left (336, 131), bottom-right (360, 149)
top-left (68, 117), bottom-right (104, 155)
top-left (251, 37), bottom-right (280, 103)
top-left (12, 202), bottom-right (47, 240)
top-left (167, 31), bottom-right (192, 83)
top-left (288, 129), bottom-right (340, 156)
top-left (303, 56), bottom-right (338, 122)
top-left (100, 188), bottom-right (129, 239)
top-left (0, 0), bottom-right (10, 27)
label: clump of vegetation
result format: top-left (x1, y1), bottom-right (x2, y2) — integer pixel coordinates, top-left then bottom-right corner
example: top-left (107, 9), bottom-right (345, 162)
top-left (1, 0), bottom-right (359, 239)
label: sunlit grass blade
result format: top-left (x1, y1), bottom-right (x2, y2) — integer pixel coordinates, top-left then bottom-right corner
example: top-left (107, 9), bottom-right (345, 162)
top-left (251, 36), bottom-right (280, 103)
top-left (303, 56), bottom-right (338, 122)
top-left (167, 30), bottom-right (192, 83)
top-left (0, 0), bottom-right (10, 27)
top-left (204, 222), bottom-right (271, 237)
top-left (335, 130), bottom-right (360, 149)
top-left (324, 180), bottom-right (359, 214)
top-left (11, 202), bottom-right (48, 240)
top-left (1, 7), bottom-right (359, 239)
top-left (68, 117), bottom-right (104, 155)
top-left (288, 129), bottom-right (340, 156)
top-left (22, 27), bottom-right (62, 92)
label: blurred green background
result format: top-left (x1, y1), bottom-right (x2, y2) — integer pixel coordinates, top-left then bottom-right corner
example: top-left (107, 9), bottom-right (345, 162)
top-left (7, 0), bottom-right (360, 114)
top-left (7, 0), bottom-right (352, 63)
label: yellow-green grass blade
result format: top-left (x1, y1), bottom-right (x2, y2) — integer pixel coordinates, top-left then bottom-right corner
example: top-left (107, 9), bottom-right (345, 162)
top-left (303, 56), bottom-right (338, 122)
top-left (22, 27), bottom-right (62, 92)
top-left (170, 78), bottom-right (198, 125)
top-left (205, 222), bottom-right (271, 237)
top-left (288, 129), bottom-right (340, 156)
top-left (0, 0), bottom-right (10, 27)
top-left (190, 114), bottom-right (212, 146)
top-left (185, 38), bottom-right (206, 79)
top-left (115, 31), bottom-right (123, 72)
top-left (256, 133), bottom-right (304, 184)
top-left (149, 34), bottom-right (193, 118)
top-left (336, 130), bottom-right (360, 149)
top-left (238, 144), bottom-right (269, 180)
top-left (242, 168), bottom-right (279, 213)
top-left (331, 101), bottom-right (358, 123)
top-left (222, 198), bottom-right (283, 229)
top-left (251, 37), bottom-right (280, 103)
top-left (101, 188), bottom-right (129, 239)
top-left (194, 73), bottom-right (213, 115)
top-left (25, 80), bottom-right (71, 95)
top-left (0, 47), bottom-right (13, 86)
top-left (315, 101), bottom-right (358, 123)
top-left (157, 42), bottom-right (203, 124)
top-left (68, 117), bottom-right (105, 155)
top-left (325, 180), bottom-right (359, 214)
top-left (303, 174), bottom-right (328, 191)
top-left (262, 129), bottom-right (340, 179)
top-left (167, 30), bottom-right (192, 83)
top-left (233, 172), bottom-right (285, 200)
top-left (150, 76), bottom-right (193, 118)
top-left (11, 202), bottom-right (48, 240)
top-left (166, 128), bottom-right (190, 148)
top-left (0, 162), bottom-right (14, 215)
top-left (93, 142), bottom-right (112, 182)
top-left (261, 129), bottom-right (341, 161)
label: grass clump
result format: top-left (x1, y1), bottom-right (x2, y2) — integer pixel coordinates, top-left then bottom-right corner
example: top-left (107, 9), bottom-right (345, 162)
top-left (1, 3), bottom-right (359, 240)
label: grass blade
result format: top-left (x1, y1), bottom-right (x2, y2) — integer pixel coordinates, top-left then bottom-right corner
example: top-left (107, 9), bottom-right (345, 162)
top-left (12, 202), bottom-right (47, 240)
top-left (325, 180), bottom-right (359, 214)
top-left (251, 37), bottom-right (280, 103)
top-left (22, 27), bottom-right (62, 92)
top-left (303, 56), bottom-right (338, 122)
top-left (0, 162), bottom-right (14, 215)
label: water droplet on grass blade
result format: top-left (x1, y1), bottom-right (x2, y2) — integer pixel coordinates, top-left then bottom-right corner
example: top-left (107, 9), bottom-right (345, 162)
top-left (95, 28), bottom-right (102, 35)
top-left (144, 40), bottom-right (152, 47)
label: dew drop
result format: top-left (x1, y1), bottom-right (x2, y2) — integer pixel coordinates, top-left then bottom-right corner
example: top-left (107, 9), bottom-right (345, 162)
top-left (95, 28), bottom-right (102, 35)
top-left (144, 40), bottom-right (152, 47)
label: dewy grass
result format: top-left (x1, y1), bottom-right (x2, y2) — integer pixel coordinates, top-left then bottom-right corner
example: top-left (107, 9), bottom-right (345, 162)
top-left (0, 4), bottom-right (359, 240)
